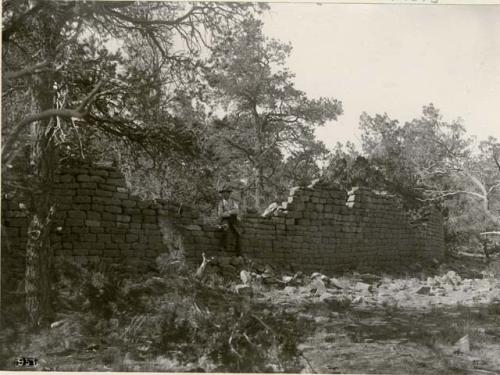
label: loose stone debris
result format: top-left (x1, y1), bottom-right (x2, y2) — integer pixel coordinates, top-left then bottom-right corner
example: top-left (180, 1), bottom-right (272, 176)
top-left (200, 255), bottom-right (500, 309)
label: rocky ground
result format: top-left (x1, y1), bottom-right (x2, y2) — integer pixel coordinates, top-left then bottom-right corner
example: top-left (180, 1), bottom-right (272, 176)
top-left (2, 253), bottom-right (500, 374)
top-left (229, 253), bottom-right (500, 374)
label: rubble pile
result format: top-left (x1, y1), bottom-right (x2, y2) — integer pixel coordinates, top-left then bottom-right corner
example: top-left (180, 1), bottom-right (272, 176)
top-left (199, 256), bottom-right (500, 309)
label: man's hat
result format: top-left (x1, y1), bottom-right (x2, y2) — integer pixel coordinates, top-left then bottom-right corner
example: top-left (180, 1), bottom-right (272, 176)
top-left (218, 184), bottom-right (233, 193)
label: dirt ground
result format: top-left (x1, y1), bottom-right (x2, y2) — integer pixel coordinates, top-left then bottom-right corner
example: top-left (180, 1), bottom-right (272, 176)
top-left (2, 253), bottom-right (500, 374)
top-left (254, 254), bottom-right (500, 374)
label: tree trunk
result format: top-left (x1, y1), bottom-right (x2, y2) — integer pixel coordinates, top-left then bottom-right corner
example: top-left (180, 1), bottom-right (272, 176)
top-left (24, 28), bottom-right (59, 327)
top-left (25, 210), bottom-right (53, 328)
top-left (25, 111), bottom-right (57, 329)
top-left (255, 166), bottom-right (264, 212)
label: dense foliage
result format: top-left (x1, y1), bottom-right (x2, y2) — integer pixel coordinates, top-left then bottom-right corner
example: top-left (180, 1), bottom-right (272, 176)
top-left (324, 105), bottom-right (500, 255)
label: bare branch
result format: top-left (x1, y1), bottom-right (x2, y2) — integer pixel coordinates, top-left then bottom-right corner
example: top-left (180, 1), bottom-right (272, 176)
top-left (462, 169), bottom-right (488, 197)
top-left (487, 182), bottom-right (500, 195)
top-left (3, 61), bottom-right (51, 81)
top-left (2, 81), bottom-right (104, 164)
top-left (224, 137), bottom-right (255, 164)
top-left (419, 190), bottom-right (486, 201)
top-left (103, 5), bottom-right (202, 28)
top-left (76, 81), bottom-right (105, 112)
top-left (480, 232), bottom-right (500, 236)
top-left (493, 151), bottom-right (500, 174)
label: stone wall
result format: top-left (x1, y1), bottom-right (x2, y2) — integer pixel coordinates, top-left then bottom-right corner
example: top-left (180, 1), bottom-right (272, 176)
top-left (183, 181), bottom-right (445, 273)
top-left (1, 162), bottom-right (227, 301)
top-left (2, 164), bottom-right (445, 300)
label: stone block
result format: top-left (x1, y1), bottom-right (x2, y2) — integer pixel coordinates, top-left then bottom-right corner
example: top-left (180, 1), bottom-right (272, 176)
top-left (142, 216), bottom-right (157, 224)
top-left (73, 248), bottom-right (89, 256)
top-left (116, 214), bottom-right (131, 223)
top-left (101, 220), bottom-right (116, 228)
top-left (104, 205), bottom-right (122, 214)
top-left (107, 178), bottom-right (126, 186)
top-left (88, 248), bottom-right (103, 256)
top-left (63, 167), bottom-right (88, 174)
top-left (74, 196), bottom-right (91, 204)
top-left (71, 226), bottom-right (89, 234)
top-left (85, 220), bottom-right (101, 227)
top-left (98, 183), bottom-right (117, 192)
top-left (76, 174), bottom-right (91, 182)
top-left (118, 243), bottom-right (131, 251)
top-left (80, 233), bottom-right (96, 242)
top-left (126, 234), bottom-right (139, 242)
top-left (53, 189), bottom-right (76, 196)
top-left (87, 211), bottom-right (101, 221)
top-left (108, 171), bottom-right (123, 178)
top-left (91, 204), bottom-right (104, 212)
top-left (65, 218), bottom-right (85, 227)
top-left (108, 227), bottom-right (128, 234)
top-left (89, 175), bottom-right (106, 183)
top-left (124, 208), bottom-right (141, 215)
top-left (91, 169), bottom-right (109, 178)
top-left (71, 204), bottom-right (91, 211)
top-left (104, 250), bottom-right (120, 257)
top-left (79, 182), bottom-right (97, 189)
top-left (122, 200), bottom-right (137, 208)
top-left (67, 210), bottom-right (86, 219)
top-left (113, 192), bottom-right (128, 200)
top-left (58, 174), bottom-right (75, 183)
top-left (94, 189), bottom-right (113, 197)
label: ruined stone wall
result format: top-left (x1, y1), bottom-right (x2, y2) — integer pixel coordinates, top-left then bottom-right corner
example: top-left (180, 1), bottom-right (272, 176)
top-left (182, 181), bottom-right (445, 272)
top-left (2, 164), bottom-right (445, 299)
top-left (246, 182), bottom-right (445, 272)
top-left (1, 163), bottom-right (228, 300)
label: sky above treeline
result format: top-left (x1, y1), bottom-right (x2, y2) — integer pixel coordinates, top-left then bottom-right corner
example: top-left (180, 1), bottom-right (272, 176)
top-left (261, 3), bottom-right (500, 150)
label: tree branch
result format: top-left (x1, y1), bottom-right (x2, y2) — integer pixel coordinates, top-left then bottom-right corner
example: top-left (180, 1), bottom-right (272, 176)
top-left (104, 5), bottom-right (202, 28)
top-left (420, 190), bottom-right (486, 201)
top-left (487, 182), bottom-right (500, 195)
top-left (224, 137), bottom-right (255, 164)
top-left (3, 61), bottom-right (51, 81)
top-left (493, 150), bottom-right (500, 175)
top-left (2, 81), bottom-right (104, 164)
top-left (76, 81), bottom-right (105, 112)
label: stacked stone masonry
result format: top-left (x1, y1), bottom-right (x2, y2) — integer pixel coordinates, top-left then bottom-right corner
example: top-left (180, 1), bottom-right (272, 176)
top-left (2, 164), bottom-right (445, 292)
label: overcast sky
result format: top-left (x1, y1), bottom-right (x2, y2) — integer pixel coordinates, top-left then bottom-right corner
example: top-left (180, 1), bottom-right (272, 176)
top-left (261, 3), bottom-right (500, 150)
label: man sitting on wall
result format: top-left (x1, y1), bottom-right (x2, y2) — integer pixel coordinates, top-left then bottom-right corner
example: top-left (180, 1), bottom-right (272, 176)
top-left (218, 185), bottom-right (241, 256)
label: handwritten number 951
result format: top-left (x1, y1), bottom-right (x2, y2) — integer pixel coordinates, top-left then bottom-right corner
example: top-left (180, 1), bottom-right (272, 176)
top-left (16, 357), bottom-right (38, 367)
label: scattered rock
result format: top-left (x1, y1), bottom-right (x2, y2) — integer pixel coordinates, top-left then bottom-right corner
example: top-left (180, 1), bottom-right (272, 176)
top-left (109, 318), bottom-right (119, 329)
top-left (359, 273), bottom-right (382, 284)
top-left (352, 296), bottom-right (364, 304)
top-left (282, 275), bottom-right (294, 283)
top-left (323, 295), bottom-right (351, 309)
top-left (284, 286), bottom-right (297, 294)
top-left (310, 278), bottom-right (327, 295)
top-left (416, 286), bottom-right (431, 295)
top-left (314, 316), bottom-right (330, 324)
top-left (240, 270), bottom-right (251, 285)
top-left (454, 335), bottom-right (470, 354)
top-left (50, 320), bottom-right (66, 329)
top-left (319, 292), bottom-right (337, 303)
top-left (354, 282), bottom-right (372, 293)
top-left (234, 284), bottom-right (253, 296)
top-left (329, 277), bottom-right (344, 289)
